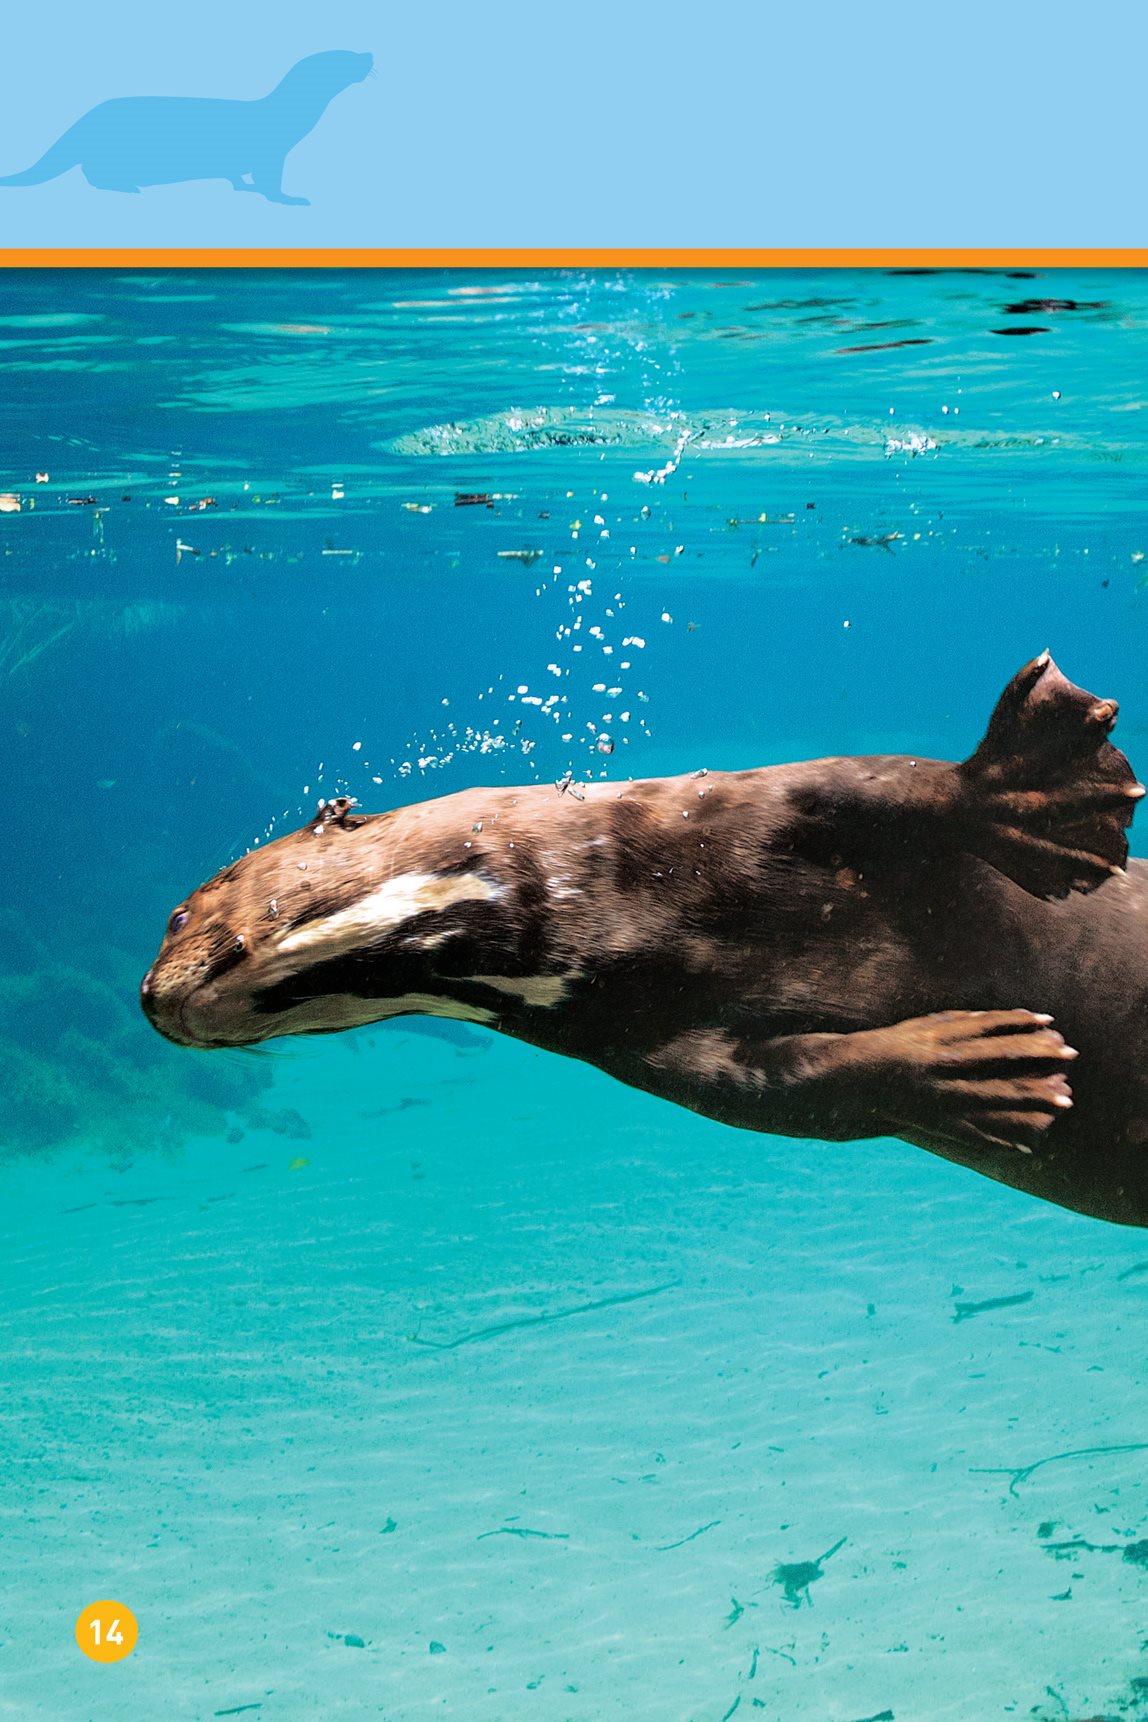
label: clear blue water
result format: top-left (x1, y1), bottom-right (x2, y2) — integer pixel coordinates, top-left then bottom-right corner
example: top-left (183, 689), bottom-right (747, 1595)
top-left (2, 267), bottom-right (1147, 1719)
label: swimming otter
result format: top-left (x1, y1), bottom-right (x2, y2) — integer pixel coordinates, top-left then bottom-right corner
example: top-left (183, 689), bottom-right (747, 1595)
top-left (0, 50), bottom-right (372, 204)
top-left (141, 654), bottom-right (1148, 1228)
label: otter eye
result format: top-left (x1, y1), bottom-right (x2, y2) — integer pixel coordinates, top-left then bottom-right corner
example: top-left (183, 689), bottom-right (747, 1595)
top-left (168, 909), bottom-right (189, 935)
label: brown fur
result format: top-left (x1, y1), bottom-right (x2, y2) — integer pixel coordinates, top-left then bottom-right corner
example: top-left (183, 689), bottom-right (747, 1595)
top-left (142, 655), bottom-right (1148, 1227)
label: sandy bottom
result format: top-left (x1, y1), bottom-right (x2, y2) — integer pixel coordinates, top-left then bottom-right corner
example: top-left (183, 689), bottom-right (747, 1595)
top-left (1, 1026), bottom-right (1146, 1721)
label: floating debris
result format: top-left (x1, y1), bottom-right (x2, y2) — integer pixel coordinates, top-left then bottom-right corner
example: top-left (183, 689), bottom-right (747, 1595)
top-left (0, 493), bottom-right (21, 513)
top-left (847, 531), bottom-right (902, 552)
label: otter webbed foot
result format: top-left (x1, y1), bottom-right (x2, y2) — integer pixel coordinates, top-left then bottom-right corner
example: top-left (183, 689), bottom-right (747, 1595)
top-left (859, 1007), bottom-right (1077, 1155)
top-left (246, 158), bottom-right (310, 206)
top-left (784, 653), bottom-right (1143, 902)
top-left (957, 651), bottom-right (1145, 898)
top-left (645, 1009), bottom-right (1077, 1158)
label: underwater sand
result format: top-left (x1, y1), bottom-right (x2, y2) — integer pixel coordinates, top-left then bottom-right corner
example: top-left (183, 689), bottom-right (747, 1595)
top-left (2, 1026), bottom-right (1146, 1721)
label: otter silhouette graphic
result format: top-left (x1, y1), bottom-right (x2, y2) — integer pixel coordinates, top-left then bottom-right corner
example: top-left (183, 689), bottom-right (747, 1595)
top-left (0, 50), bottom-right (372, 205)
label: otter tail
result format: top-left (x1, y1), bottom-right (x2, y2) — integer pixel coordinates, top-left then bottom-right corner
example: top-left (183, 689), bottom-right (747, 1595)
top-left (0, 123), bottom-right (84, 187)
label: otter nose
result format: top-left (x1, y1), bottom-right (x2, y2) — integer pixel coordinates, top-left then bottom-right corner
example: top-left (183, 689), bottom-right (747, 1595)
top-left (139, 967), bottom-right (162, 1028)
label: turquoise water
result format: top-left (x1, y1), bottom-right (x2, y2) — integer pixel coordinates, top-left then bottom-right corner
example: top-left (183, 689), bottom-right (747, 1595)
top-left (2, 267), bottom-right (1148, 1719)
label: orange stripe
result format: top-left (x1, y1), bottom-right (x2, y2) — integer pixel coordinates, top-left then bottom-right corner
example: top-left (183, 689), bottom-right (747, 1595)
top-left (0, 248), bottom-right (1145, 269)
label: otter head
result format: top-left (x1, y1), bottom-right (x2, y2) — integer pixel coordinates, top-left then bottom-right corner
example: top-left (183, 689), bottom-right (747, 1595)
top-left (280, 50), bottom-right (375, 96)
top-left (140, 795), bottom-right (523, 1049)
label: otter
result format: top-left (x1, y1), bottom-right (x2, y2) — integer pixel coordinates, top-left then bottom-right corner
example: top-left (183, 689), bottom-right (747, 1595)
top-left (0, 50), bottom-right (372, 204)
top-left (141, 654), bottom-right (1148, 1228)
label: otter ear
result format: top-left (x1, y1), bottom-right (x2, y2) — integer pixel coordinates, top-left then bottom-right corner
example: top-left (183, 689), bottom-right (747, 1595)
top-left (305, 796), bottom-right (366, 834)
top-left (956, 652), bottom-right (1145, 897)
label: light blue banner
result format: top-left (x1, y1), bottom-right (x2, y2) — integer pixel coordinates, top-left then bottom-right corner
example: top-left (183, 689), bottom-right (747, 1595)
top-left (0, 0), bottom-right (1143, 249)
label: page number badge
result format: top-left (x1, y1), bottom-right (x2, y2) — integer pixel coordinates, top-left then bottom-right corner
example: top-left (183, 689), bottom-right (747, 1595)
top-left (75, 1600), bottom-right (139, 1663)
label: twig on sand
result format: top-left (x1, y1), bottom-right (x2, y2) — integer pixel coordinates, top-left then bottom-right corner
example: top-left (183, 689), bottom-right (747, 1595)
top-left (970, 1441), bottom-right (1148, 1497)
top-left (655, 1519), bottom-right (720, 1552)
top-left (406, 1280), bottom-right (680, 1350)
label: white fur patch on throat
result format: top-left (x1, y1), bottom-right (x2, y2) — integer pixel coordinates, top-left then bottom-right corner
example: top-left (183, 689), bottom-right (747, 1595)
top-left (378, 993), bottom-right (497, 1025)
top-left (280, 990), bottom-right (498, 1035)
top-left (469, 973), bottom-right (573, 1008)
top-left (275, 870), bottom-right (502, 961)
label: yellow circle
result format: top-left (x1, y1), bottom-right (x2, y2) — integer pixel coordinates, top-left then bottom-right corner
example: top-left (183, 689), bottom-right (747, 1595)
top-left (75, 1600), bottom-right (138, 1663)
